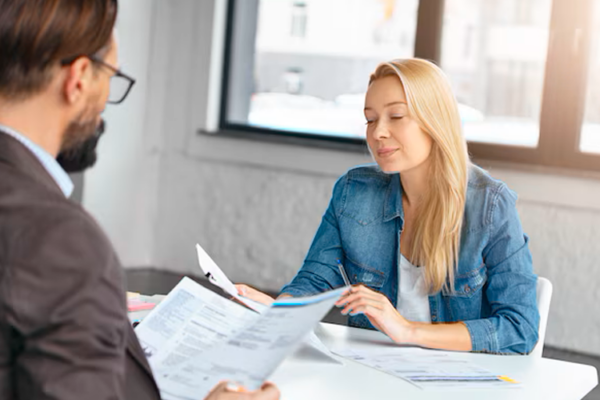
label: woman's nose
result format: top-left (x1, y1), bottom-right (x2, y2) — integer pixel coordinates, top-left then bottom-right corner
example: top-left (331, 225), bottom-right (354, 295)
top-left (373, 122), bottom-right (390, 140)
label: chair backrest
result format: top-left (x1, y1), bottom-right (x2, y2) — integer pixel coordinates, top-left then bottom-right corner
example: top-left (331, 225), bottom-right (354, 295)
top-left (530, 277), bottom-right (553, 357)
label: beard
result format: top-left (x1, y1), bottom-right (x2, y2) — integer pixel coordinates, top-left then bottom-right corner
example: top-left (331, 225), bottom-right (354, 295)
top-left (57, 102), bottom-right (106, 173)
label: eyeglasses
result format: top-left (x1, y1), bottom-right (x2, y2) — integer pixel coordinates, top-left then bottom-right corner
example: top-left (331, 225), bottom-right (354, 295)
top-left (61, 55), bottom-right (136, 105)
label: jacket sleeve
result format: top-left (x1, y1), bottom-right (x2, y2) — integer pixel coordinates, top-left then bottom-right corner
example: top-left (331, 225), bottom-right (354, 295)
top-left (6, 213), bottom-right (128, 399)
top-left (463, 185), bottom-right (540, 354)
top-left (280, 175), bottom-right (347, 297)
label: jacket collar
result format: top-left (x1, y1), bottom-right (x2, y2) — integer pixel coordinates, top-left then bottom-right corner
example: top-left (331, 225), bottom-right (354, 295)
top-left (383, 173), bottom-right (404, 223)
top-left (0, 131), bottom-right (64, 197)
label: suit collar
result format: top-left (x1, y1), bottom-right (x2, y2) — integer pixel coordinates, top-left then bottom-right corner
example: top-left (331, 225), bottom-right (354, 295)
top-left (0, 131), bottom-right (64, 197)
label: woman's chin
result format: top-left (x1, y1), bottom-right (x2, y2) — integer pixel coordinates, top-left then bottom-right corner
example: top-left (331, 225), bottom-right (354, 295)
top-left (377, 162), bottom-right (403, 174)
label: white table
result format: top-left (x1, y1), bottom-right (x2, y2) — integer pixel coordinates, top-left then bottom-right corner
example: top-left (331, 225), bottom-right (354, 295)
top-left (270, 323), bottom-right (598, 400)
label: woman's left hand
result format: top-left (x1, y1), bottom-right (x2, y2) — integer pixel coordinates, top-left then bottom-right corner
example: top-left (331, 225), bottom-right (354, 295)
top-left (335, 285), bottom-right (415, 344)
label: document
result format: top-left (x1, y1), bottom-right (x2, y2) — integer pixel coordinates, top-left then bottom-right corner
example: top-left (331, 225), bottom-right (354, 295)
top-left (157, 288), bottom-right (347, 400)
top-left (195, 244), bottom-right (267, 313)
top-left (195, 243), bottom-right (342, 364)
top-left (333, 347), bottom-right (521, 390)
top-left (134, 277), bottom-right (259, 375)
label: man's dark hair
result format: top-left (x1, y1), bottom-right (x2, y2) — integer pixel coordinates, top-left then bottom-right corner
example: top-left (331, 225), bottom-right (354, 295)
top-left (0, 0), bottom-right (118, 100)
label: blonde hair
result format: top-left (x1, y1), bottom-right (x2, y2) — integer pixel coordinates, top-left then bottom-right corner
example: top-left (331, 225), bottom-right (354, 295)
top-left (369, 58), bottom-right (470, 294)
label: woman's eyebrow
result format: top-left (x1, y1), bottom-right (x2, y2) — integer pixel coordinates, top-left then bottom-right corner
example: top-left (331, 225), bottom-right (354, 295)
top-left (364, 101), bottom-right (407, 111)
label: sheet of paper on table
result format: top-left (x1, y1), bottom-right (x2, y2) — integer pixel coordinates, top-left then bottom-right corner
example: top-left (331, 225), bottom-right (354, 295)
top-left (195, 242), bottom-right (342, 364)
top-left (333, 347), bottom-right (522, 390)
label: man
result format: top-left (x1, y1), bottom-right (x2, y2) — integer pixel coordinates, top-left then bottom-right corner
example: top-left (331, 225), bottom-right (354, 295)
top-left (0, 1), bottom-right (279, 399)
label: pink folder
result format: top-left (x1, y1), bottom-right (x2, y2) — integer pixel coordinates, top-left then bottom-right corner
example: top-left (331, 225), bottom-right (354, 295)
top-left (127, 299), bottom-right (156, 312)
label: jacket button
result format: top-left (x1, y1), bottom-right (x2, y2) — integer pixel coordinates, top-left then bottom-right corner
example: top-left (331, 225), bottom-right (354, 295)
top-left (464, 284), bottom-right (470, 293)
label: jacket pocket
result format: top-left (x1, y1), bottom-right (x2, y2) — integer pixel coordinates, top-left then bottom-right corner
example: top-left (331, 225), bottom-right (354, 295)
top-left (345, 257), bottom-right (386, 290)
top-left (449, 264), bottom-right (487, 298)
top-left (339, 177), bottom-right (387, 226)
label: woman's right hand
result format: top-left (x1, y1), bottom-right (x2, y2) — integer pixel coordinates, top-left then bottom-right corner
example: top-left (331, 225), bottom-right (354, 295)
top-left (235, 284), bottom-right (275, 306)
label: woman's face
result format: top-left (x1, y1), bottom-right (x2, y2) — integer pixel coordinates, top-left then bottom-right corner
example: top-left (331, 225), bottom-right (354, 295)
top-left (364, 75), bottom-right (433, 174)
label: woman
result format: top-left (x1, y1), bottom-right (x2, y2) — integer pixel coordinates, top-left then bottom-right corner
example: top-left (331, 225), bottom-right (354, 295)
top-left (238, 58), bottom-right (539, 354)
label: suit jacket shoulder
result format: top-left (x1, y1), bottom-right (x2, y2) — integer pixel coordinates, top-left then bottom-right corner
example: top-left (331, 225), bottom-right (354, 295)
top-left (0, 133), bottom-right (160, 399)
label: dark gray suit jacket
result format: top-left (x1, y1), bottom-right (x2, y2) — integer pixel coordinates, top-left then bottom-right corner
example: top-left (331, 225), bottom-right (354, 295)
top-left (0, 132), bottom-right (161, 399)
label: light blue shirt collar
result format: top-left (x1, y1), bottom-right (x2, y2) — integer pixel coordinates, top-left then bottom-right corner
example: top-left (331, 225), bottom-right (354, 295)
top-left (0, 124), bottom-right (74, 198)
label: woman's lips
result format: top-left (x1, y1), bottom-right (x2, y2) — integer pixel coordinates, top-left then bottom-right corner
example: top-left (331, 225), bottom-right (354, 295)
top-left (377, 148), bottom-right (399, 158)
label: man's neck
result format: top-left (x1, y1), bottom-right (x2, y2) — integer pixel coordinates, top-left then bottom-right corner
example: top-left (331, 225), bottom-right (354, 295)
top-left (0, 97), bottom-right (64, 157)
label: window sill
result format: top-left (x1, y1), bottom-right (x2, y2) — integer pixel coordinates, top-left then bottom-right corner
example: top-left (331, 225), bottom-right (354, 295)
top-left (185, 129), bottom-right (600, 212)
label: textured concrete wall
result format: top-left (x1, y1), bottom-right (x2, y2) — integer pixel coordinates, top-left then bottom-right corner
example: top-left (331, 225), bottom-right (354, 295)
top-left (154, 154), bottom-right (334, 289)
top-left (518, 202), bottom-right (600, 354)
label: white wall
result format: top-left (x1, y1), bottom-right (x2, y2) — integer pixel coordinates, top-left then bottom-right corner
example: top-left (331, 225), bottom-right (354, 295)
top-left (85, 0), bottom-right (600, 355)
top-left (83, 0), bottom-right (161, 267)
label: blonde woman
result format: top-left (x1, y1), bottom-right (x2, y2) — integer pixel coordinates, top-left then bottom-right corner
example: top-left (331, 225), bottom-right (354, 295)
top-left (238, 58), bottom-right (539, 354)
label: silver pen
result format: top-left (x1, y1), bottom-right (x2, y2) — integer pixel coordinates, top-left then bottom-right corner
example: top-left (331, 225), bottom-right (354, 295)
top-left (336, 259), bottom-right (352, 287)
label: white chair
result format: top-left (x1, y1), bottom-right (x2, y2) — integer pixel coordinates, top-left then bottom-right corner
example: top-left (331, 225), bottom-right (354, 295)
top-left (530, 277), bottom-right (553, 357)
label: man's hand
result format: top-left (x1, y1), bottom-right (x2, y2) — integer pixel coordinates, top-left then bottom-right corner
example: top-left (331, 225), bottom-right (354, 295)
top-left (205, 381), bottom-right (280, 400)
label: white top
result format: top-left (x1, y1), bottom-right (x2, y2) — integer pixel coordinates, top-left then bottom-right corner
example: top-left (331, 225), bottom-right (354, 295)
top-left (0, 124), bottom-right (73, 197)
top-left (396, 254), bottom-right (431, 323)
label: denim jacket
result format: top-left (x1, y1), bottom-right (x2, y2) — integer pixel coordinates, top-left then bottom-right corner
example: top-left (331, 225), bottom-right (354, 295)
top-left (280, 164), bottom-right (540, 354)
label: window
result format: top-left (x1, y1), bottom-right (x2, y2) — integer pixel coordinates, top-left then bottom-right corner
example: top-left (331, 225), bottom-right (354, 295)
top-left (441, 0), bottom-right (552, 147)
top-left (580, 0), bottom-right (600, 154)
top-left (290, 2), bottom-right (308, 38)
top-left (221, 0), bottom-right (600, 171)
top-left (223, 0), bottom-right (420, 140)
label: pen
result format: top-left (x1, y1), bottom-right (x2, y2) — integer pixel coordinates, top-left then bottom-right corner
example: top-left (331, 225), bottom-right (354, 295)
top-left (336, 259), bottom-right (352, 287)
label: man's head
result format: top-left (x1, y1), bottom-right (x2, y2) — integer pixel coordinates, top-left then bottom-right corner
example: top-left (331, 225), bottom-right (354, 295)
top-left (0, 0), bottom-right (121, 164)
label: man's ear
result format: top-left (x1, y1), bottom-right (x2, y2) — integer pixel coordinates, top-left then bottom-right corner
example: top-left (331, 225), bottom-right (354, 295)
top-left (63, 57), bottom-right (93, 105)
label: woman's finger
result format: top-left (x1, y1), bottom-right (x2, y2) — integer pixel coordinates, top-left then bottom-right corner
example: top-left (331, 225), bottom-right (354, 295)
top-left (350, 284), bottom-right (385, 299)
top-left (235, 284), bottom-right (248, 296)
top-left (346, 304), bottom-right (383, 318)
top-left (336, 290), bottom-right (381, 307)
top-left (340, 298), bottom-right (384, 315)
top-left (234, 284), bottom-right (275, 306)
